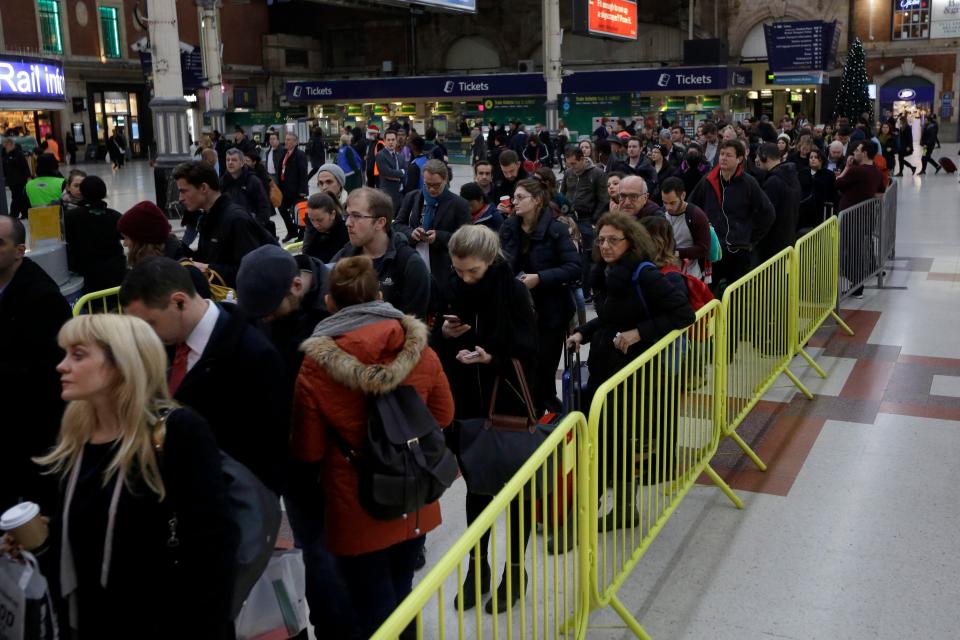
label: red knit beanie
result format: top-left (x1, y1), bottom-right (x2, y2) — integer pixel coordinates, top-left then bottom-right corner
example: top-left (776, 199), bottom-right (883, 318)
top-left (117, 201), bottom-right (171, 245)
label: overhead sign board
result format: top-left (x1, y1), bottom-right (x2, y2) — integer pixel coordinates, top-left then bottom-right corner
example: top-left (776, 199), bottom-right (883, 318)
top-left (139, 46), bottom-right (206, 91)
top-left (564, 67), bottom-right (731, 93)
top-left (287, 73), bottom-right (545, 102)
top-left (763, 20), bottom-right (839, 71)
top-left (573, 0), bottom-right (638, 41)
top-left (403, 0), bottom-right (475, 11)
top-left (931, 0), bottom-right (960, 38)
top-left (0, 55), bottom-right (65, 102)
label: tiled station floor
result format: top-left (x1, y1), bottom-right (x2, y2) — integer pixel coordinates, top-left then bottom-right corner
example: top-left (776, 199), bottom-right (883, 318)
top-left (48, 146), bottom-right (960, 638)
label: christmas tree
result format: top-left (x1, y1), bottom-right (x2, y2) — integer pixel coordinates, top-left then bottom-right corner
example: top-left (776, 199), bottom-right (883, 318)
top-left (836, 38), bottom-right (873, 122)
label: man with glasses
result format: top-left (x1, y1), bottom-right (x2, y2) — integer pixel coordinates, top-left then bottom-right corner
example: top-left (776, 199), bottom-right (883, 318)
top-left (394, 160), bottom-right (470, 285)
top-left (617, 175), bottom-right (663, 219)
top-left (333, 187), bottom-right (430, 319)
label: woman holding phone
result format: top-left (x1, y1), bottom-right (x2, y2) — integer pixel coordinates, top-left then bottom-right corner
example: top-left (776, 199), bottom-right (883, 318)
top-left (436, 225), bottom-right (539, 613)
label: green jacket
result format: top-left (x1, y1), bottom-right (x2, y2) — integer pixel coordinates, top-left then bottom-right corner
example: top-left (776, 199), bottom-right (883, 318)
top-left (25, 176), bottom-right (65, 208)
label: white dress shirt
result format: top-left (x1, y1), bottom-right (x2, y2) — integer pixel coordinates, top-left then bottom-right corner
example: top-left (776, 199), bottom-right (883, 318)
top-left (185, 299), bottom-right (220, 372)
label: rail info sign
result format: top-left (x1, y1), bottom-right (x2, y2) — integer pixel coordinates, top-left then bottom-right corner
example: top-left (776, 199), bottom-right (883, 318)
top-left (0, 55), bottom-right (65, 102)
top-left (574, 0), bottom-right (638, 41)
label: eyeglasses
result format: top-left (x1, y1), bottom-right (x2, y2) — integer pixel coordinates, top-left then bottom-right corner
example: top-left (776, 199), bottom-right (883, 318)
top-left (596, 235), bottom-right (626, 246)
top-left (346, 212), bottom-right (378, 222)
top-left (513, 194), bottom-right (532, 202)
top-left (619, 192), bottom-right (647, 201)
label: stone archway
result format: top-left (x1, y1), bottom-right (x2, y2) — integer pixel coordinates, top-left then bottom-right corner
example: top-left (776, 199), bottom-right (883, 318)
top-left (445, 36), bottom-right (502, 72)
top-left (872, 59), bottom-right (943, 119)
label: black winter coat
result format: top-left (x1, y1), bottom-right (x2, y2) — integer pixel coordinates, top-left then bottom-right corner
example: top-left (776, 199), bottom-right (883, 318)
top-left (222, 167), bottom-right (273, 224)
top-left (897, 125), bottom-right (914, 155)
top-left (393, 189), bottom-right (471, 277)
top-left (1, 144), bottom-right (31, 186)
top-left (756, 161), bottom-right (802, 260)
top-left (258, 255), bottom-right (330, 389)
top-left (303, 211), bottom-right (349, 263)
top-left (500, 209), bottom-right (581, 330)
top-left (435, 259), bottom-right (539, 420)
top-left (63, 201), bottom-right (127, 292)
top-left (172, 302), bottom-right (290, 495)
top-left (612, 157), bottom-right (659, 193)
top-left (51, 407), bottom-right (237, 639)
top-left (688, 164), bottom-right (775, 252)
top-left (576, 257), bottom-right (695, 382)
top-left (333, 234), bottom-right (431, 320)
top-left (0, 258), bottom-right (71, 514)
top-left (194, 194), bottom-right (264, 287)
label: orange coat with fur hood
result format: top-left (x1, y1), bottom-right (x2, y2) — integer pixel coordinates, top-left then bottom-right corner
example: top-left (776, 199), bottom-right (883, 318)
top-left (292, 314), bottom-right (455, 556)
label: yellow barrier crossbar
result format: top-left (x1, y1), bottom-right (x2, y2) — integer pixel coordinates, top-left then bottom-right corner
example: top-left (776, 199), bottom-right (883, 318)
top-left (371, 412), bottom-right (590, 640)
top-left (719, 247), bottom-right (811, 470)
top-left (283, 241), bottom-right (304, 254)
top-left (72, 286), bottom-right (122, 317)
top-left (793, 218), bottom-right (855, 378)
top-left (586, 300), bottom-right (741, 638)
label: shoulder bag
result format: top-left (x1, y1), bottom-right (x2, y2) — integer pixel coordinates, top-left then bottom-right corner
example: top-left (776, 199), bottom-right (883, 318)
top-left (456, 358), bottom-right (557, 496)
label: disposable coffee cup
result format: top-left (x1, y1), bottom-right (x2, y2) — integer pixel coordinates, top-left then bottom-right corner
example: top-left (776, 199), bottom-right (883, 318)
top-left (1, 502), bottom-right (49, 551)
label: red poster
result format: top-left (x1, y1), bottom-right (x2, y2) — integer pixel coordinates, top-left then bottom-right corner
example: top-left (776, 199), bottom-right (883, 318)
top-left (587, 0), bottom-right (638, 40)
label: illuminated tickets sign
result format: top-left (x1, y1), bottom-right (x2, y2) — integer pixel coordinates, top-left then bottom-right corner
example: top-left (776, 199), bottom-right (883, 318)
top-left (0, 55), bottom-right (66, 102)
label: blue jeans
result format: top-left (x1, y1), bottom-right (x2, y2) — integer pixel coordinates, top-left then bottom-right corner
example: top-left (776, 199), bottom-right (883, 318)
top-left (284, 486), bottom-right (356, 638)
top-left (337, 536), bottom-right (425, 640)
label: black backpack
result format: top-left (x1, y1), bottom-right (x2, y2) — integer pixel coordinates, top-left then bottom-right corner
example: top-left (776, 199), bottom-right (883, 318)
top-left (331, 385), bottom-right (458, 521)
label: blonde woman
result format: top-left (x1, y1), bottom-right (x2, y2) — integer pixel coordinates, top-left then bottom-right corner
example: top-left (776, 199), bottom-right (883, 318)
top-left (36, 314), bottom-right (236, 639)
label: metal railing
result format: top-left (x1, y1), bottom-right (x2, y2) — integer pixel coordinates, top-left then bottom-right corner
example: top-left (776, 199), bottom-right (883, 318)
top-left (371, 413), bottom-right (590, 640)
top-left (72, 286), bottom-right (122, 317)
top-left (719, 248), bottom-right (810, 470)
top-left (586, 300), bottom-right (742, 639)
top-left (837, 180), bottom-right (898, 302)
top-left (793, 217), bottom-right (854, 377)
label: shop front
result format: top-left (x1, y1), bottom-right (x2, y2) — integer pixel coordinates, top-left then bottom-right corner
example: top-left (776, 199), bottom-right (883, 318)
top-left (86, 84), bottom-right (151, 159)
top-left (879, 77), bottom-right (936, 119)
top-left (286, 72), bottom-right (548, 138)
top-left (0, 54), bottom-right (67, 155)
top-left (729, 65), bottom-right (825, 122)
top-left (558, 66), bottom-right (752, 137)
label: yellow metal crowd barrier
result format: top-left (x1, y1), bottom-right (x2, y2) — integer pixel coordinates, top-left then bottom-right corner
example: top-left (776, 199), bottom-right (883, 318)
top-left (585, 300), bottom-right (742, 639)
top-left (793, 217), bottom-right (854, 378)
top-left (371, 412), bottom-right (590, 640)
top-left (72, 286), bottom-right (122, 317)
top-left (719, 247), bottom-right (810, 470)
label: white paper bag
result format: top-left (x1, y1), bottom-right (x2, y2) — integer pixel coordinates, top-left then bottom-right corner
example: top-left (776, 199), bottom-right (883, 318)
top-left (234, 549), bottom-right (306, 640)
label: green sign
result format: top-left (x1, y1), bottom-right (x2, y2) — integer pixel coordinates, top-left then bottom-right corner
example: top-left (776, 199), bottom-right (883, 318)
top-left (559, 93), bottom-right (633, 134)
top-left (226, 110), bottom-right (302, 127)
top-left (481, 97), bottom-right (545, 126)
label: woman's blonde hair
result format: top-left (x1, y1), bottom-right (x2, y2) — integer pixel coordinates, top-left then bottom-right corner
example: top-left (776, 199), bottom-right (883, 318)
top-left (448, 224), bottom-right (501, 264)
top-left (34, 315), bottom-right (177, 500)
top-left (640, 216), bottom-right (679, 268)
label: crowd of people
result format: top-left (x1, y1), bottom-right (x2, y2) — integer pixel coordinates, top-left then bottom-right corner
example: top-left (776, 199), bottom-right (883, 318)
top-left (0, 106), bottom-right (948, 639)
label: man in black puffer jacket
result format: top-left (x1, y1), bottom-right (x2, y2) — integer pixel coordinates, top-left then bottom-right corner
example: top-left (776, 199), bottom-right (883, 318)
top-left (222, 148), bottom-right (273, 228)
top-left (754, 142), bottom-right (802, 262)
top-left (688, 140), bottom-right (775, 293)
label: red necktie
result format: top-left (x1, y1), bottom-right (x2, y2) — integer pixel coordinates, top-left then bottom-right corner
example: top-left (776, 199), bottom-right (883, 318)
top-left (168, 343), bottom-right (191, 395)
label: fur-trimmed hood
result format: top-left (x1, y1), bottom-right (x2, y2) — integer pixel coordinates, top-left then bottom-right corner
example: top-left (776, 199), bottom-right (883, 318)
top-left (299, 315), bottom-right (428, 395)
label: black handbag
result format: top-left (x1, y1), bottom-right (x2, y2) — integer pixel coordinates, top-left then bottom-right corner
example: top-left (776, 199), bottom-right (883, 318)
top-left (457, 359), bottom-right (556, 496)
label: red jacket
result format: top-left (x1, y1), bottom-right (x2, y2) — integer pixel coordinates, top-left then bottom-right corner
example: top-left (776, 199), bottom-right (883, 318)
top-left (292, 315), bottom-right (455, 556)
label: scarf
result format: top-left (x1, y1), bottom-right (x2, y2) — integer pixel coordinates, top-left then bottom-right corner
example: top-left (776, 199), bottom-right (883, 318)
top-left (311, 300), bottom-right (405, 338)
top-left (421, 186), bottom-right (447, 230)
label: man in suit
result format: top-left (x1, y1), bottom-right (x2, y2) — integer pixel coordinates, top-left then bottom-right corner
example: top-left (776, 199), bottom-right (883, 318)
top-left (393, 159), bottom-right (471, 304)
top-left (121, 257), bottom-right (290, 495)
top-left (375, 129), bottom-right (407, 212)
top-left (279, 132), bottom-right (309, 242)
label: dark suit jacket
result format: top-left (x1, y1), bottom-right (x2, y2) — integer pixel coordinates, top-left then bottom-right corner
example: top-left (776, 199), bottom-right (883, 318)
top-left (279, 148), bottom-right (309, 200)
top-left (173, 302), bottom-right (290, 495)
top-left (393, 189), bottom-right (471, 277)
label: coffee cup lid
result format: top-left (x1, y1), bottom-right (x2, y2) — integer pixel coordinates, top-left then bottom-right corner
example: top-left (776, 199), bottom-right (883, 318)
top-left (1, 502), bottom-right (40, 530)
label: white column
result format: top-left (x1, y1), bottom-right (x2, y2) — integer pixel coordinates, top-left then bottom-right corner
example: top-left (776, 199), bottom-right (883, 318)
top-left (148, 0), bottom-right (192, 208)
top-left (197, 0), bottom-right (226, 134)
top-left (542, 0), bottom-right (563, 130)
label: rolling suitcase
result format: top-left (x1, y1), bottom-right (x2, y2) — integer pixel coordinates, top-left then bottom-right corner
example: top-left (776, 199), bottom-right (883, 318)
top-left (939, 157), bottom-right (957, 174)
